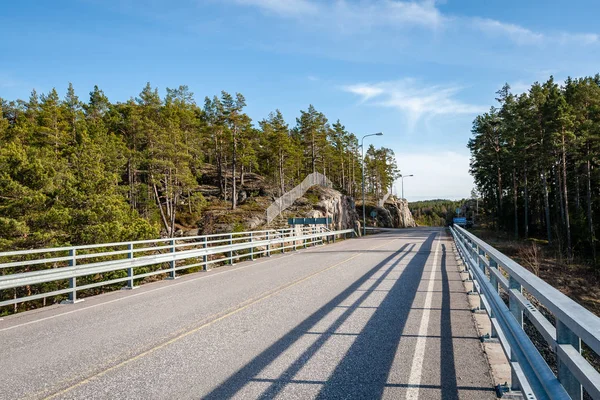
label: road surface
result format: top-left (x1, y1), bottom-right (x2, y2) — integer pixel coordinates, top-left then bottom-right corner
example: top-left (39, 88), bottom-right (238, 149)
top-left (0, 227), bottom-right (495, 399)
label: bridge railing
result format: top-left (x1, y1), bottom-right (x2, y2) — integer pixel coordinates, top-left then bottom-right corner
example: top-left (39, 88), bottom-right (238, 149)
top-left (451, 225), bottom-right (600, 400)
top-left (0, 226), bottom-right (354, 309)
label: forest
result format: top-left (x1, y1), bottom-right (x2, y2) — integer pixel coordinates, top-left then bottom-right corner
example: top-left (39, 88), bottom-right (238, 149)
top-left (0, 83), bottom-right (399, 251)
top-left (409, 199), bottom-right (466, 226)
top-left (468, 75), bottom-right (600, 265)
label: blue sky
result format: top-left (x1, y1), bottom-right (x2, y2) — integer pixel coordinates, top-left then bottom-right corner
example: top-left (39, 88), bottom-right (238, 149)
top-left (2, 0), bottom-right (600, 200)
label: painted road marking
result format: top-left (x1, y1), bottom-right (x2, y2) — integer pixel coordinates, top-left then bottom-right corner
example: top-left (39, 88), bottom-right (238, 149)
top-left (406, 233), bottom-right (441, 400)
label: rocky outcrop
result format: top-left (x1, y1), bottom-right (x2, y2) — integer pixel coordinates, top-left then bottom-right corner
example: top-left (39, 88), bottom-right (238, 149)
top-left (362, 196), bottom-right (416, 229)
top-left (385, 197), bottom-right (416, 228)
top-left (304, 187), bottom-right (360, 231)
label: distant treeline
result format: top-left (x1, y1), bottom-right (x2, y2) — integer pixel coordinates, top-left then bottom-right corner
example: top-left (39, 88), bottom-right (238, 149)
top-left (469, 75), bottom-right (600, 264)
top-left (409, 199), bottom-right (465, 226)
top-left (0, 83), bottom-right (400, 250)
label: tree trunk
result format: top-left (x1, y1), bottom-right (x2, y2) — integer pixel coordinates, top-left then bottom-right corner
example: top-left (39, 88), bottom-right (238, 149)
top-left (497, 162), bottom-right (503, 229)
top-left (153, 183), bottom-right (170, 235)
top-left (561, 133), bottom-right (572, 260)
top-left (513, 166), bottom-right (518, 239)
top-left (523, 166), bottom-right (529, 239)
top-left (576, 175), bottom-right (581, 212)
top-left (311, 131), bottom-right (316, 174)
top-left (231, 125), bottom-right (237, 210)
top-left (279, 150), bottom-right (285, 196)
top-left (586, 158), bottom-right (596, 262)
top-left (541, 170), bottom-right (552, 244)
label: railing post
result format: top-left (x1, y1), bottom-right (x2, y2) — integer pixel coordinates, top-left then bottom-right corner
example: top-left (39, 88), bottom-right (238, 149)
top-left (250, 232), bottom-right (254, 261)
top-left (508, 275), bottom-right (523, 391)
top-left (556, 320), bottom-right (583, 400)
top-left (126, 243), bottom-right (135, 289)
top-left (202, 237), bottom-right (208, 271)
top-left (281, 230), bottom-right (285, 254)
top-left (66, 249), bottom-right (78, 303)
top-left (168, 239), bottom-right (176, 279)
top-left (489, 258), bottom-right (498, 338)
top-left (294, 229), bottom-right (298, 251)
top-left (229, 234), bottom-right (234, 265)
top-left (267, 231), bottom-right (272, 257)
top-left (478, 248), bottom-right (486, 311)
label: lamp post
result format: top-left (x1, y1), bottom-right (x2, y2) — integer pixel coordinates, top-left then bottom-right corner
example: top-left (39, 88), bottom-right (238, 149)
top-left (361, 132), bottom-right (383, 236)
top-left (400, 174), bottom-right (414, 200)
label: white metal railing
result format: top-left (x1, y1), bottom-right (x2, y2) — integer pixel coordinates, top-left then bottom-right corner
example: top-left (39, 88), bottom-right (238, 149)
top-left (451, 225), bottom-right (600, 400)
top-left (0, 226), bottom-right (354, 309)
top-left (266, 172), bottom-right (333, 224)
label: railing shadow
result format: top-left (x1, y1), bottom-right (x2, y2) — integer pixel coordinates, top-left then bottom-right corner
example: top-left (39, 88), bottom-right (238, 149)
top-left (314, 233), bottom-right (435, 399)
top-left (204, 232), bottom-right (439, 399)
top-left (440, 243), bottom-right (459, 400)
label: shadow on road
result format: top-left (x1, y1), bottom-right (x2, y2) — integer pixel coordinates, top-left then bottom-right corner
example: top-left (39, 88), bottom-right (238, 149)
top-left (440, 243), bottom-right (459, 400)
top-left (204, 232), bottom-right (471, 399)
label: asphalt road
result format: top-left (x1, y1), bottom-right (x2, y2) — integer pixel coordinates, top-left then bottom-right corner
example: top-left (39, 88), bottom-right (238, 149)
top-left (1, 227), bottom-right (495, 400)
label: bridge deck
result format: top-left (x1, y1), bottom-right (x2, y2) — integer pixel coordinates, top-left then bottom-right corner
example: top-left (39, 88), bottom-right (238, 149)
top-left (1, 228), bottom-right (495, 400)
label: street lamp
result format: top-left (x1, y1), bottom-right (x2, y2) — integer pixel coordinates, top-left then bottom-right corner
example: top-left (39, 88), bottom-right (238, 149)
top-left (399, 174), bottom-right (414, 200)
top-left (361, 132), bottom-right (383, 236)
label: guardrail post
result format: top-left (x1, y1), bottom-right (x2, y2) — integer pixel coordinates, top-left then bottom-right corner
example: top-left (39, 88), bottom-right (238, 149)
top-left (478, 248), bottom-right (486, 311)
top-left (281, 230), bottom-right (285, 254)
top-left (168, 239), bottom-right (176, 279)
top-left (489, 259), bottom-right (498, 338)
top-left (556, 320), bottom-right (582, 400)
top-left (229, 234), bottom-right (234, 265)
top-left (267, 231), bottom-right (272, 257)
top-left (508, 275), bottom-right (523, 391)
top-left (126, 243), bottom-right (135, 289)
top-left (250, 232), bottom-right (254, 261)
top-left (294, 229), bottom-right (298, 251)
top-left (202, 237), bottom-right (208, 271)
top-left (66, 249), bottom-right (78, 303)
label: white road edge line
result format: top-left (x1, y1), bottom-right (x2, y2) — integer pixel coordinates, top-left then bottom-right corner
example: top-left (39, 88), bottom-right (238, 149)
top-left (405, 232), bottom-right (441, 400)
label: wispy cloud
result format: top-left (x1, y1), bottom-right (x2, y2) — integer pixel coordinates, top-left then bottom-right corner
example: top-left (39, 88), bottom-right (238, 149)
top-left (232, 0), bottom-right (445, 30)
top-left (472, 18), bottom-right (544, 45)
top-left (233, 0), bottom-right (318, 17)
top-left (343, 79), bottom-right (486, 123)
top-left (232, 0), bottom-right (598, 48)
top-left (472, 17), bottom-right (599, 47)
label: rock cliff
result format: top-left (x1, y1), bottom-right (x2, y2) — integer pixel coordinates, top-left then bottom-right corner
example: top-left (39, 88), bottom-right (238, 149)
top-left (362, 196), bottom-right (416, 229)
top-left (300, 187), bottom-right (360, 231)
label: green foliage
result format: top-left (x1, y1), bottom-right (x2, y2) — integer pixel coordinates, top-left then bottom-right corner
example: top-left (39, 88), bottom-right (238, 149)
top-left (469, 74), bottom-right (600, 264)
top-left (409, 199), bottom-right (464, 226)
top-left (0, 83), bottom-right (400, 252)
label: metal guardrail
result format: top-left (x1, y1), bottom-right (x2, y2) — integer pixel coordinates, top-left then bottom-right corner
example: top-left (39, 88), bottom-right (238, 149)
top-left (0, 226), bottom-right (354, 309)
top-left (451, 225), bottom-right (600, 400)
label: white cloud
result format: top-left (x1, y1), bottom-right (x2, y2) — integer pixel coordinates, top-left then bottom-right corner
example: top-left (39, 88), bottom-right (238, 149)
top-left (472, 18), bottom-right (544, 45)
top-left (556, 32), bottom-right (599, 45)
top-left (472, 17), bottom-right (599, 47)
top-left (233, 0), bottom-right (445, 30)
top-left (394, 150), bottom-right (474, 201)
top-left (232, 0), bottom-right (598, 48)
top-left (233, 0), bottom-right (318, 17)
top-left (343, 79), bottom-right (486, 123)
